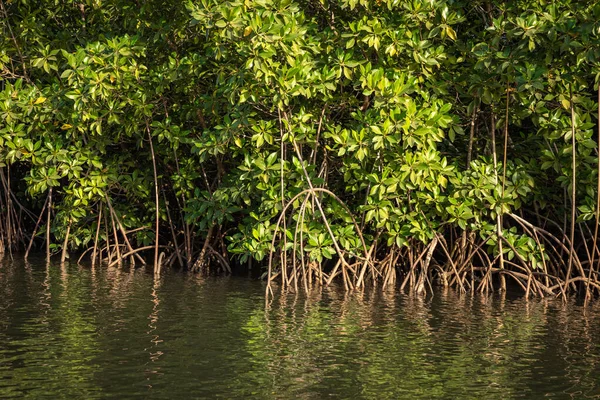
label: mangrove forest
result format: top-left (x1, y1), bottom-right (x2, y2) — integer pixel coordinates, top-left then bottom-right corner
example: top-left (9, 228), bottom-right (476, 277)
top-left (2, 0), bottom-right (600, 300)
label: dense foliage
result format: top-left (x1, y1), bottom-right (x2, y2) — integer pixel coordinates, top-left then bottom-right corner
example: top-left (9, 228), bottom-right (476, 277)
top-left (2, 0), bottom-right (600, 297)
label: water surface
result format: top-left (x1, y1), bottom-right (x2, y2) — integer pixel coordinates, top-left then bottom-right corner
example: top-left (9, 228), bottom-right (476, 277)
top-left (1, 258), bottom-right (600, 399)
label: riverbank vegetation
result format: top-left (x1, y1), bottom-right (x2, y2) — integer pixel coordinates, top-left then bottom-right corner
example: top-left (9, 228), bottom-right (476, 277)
top-left (2, 0), bottom-right (600, 299)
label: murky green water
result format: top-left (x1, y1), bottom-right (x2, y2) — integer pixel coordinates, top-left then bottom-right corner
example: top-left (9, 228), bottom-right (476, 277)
top-left (1, 258), bottom-right (600, 399)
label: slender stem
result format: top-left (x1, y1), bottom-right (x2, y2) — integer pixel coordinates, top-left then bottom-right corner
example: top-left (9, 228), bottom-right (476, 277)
top-left (586, 85), bottom-right (600, 304)
top-left (502, 83), bottom-right (510, 195)
top-left (194, 224), bottom-right (214, 271)
top-left (60, 218), bottom-right (71, 265)
top-left (104, 209), bottom-right (111, 265)
top-left (563, 84), bottom-right (577, 297)
top-left (490, 110), bottom-right (506, 290)
top-left (163, 189), bottom-right (184, 268)
top-left (109, 205), bottom-right (121, 266)
top-left (146, 122), bottom-right (160, 271)
top-left (467, 102), bottom-right (478, 166)
top-left (91, 203), bottom-right (102, 268)
top-left (46, 188), bottom-right (53, 262)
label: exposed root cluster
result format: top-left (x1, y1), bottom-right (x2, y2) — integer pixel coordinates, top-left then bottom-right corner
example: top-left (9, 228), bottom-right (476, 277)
top-left (266, 193), bottom-right (600, 303)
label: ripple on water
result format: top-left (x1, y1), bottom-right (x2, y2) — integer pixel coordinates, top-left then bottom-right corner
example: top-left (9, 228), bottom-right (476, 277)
top-left (1, 259), bottom-right (600, 399)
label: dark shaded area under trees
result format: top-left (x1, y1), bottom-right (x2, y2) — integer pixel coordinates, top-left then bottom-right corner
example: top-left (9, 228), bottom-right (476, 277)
top-left (2, 0), bottom-right (600, 300)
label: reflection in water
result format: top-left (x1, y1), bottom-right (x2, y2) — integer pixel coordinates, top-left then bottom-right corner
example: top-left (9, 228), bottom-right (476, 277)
top-left (146, 276), bottom-right (164, 388)
top-left (1, 258), bottom-right (600, 399)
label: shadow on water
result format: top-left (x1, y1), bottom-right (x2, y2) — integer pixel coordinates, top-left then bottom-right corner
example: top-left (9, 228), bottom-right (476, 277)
top-left (1, 257), bottom-right (600, 399)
